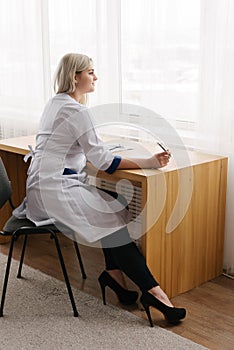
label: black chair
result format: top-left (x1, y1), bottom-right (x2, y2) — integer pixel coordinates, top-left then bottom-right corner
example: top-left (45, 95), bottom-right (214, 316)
top-left (0, 157), bottom-right (86, 317)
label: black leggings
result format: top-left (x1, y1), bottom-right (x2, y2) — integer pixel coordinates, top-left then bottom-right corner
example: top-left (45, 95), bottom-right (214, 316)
top-left (101, 227), bottom-right (159, 292)
top-left (99, 188), bottom-right (159, 292)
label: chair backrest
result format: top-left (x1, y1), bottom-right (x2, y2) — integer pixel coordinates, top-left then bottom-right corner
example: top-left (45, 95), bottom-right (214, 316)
top-left (0, 158), bottom-right (12, 209)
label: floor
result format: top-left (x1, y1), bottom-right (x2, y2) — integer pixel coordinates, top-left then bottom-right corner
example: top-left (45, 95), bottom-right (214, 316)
top-left (0, 234), bottom-right (233, 350)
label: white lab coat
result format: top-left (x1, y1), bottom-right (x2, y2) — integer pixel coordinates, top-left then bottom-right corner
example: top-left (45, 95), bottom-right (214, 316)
top-left (13, 93), bottom-right (131, 244)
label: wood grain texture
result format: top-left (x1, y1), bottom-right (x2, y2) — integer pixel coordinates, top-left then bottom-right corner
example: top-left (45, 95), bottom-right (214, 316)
top-left (145, 159), bottom-right (227, 297)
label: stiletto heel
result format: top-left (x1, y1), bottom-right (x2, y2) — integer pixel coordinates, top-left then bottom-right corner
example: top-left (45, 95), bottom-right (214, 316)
top-left (98, 271), bottom-right (138, 305)
top-left (140, 292), bottom-right (186, 327)
top-left (142, 302), bottom-right (154, 327)
top-left (100, 283), bottom-right (106, 305)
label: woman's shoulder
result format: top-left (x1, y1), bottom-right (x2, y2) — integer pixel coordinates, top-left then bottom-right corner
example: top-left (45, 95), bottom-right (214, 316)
top-left (50, 93), bottom-right (86, 115)
top-left (53, 93), bottom-right (82, 106)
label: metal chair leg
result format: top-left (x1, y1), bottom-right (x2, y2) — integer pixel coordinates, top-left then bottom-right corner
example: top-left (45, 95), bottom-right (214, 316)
top-left (73, 241), bottom-right (87, 279)
top-left (0, 236), bottom-right (16, 316)
top-left (17, 234), bottom-right (28, 278)
top-left (52, 233), bottom-right (79, 317)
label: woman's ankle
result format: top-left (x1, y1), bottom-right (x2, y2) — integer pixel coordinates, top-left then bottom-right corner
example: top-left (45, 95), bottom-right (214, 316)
top-left (106, 269), bottom-right (127, 289)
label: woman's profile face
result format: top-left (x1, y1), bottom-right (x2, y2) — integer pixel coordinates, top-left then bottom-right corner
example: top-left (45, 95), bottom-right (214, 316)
top-left (76, 66), bottom-right (98, 94)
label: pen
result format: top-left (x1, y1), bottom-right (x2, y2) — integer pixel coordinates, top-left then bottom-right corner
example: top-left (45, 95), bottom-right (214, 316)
top-left (157, 142), bottom-right (169, 152)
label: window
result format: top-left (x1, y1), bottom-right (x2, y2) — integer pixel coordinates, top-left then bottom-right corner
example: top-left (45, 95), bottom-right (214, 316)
top-left (121, 0), bottom-right (200, 129)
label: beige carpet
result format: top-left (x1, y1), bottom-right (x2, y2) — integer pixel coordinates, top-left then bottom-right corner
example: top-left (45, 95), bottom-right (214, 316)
top-left (0, 253), bottom-right (208, 350)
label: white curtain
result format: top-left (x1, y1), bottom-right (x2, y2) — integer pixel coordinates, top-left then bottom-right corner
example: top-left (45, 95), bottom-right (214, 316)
top-left (0, 0), bottom-right (46, 137)
top-left (0, 0), bottom-right (121, 138)
top-left (198, 0), bottom-right (234, 276)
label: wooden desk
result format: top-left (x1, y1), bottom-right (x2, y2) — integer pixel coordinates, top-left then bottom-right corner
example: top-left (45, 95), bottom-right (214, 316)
top-left (0, 135), bottom-right (228, 297)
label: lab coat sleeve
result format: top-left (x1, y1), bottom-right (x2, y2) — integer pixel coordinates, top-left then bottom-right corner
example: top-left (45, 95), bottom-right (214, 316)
top-left (69, 108), bottom-right (121, 172)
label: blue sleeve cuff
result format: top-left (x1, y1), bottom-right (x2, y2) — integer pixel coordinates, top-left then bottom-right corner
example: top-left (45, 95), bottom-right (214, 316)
top-left (63, 168), bottom-right (77, 175)
top-left (105, 156), bottom-right (122, 174)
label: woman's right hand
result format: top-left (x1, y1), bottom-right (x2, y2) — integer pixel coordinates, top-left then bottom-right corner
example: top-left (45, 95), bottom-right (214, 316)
top-left (150, 151), bottom-right (171, 168)
top-left (118, 150), bottom-right (171, 170)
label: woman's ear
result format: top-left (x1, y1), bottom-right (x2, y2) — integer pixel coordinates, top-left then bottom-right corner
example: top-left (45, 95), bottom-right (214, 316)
top-left (74, 74), bottom-right (79, 85)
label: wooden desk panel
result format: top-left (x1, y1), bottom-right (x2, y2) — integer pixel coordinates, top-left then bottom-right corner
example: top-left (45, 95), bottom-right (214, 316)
top-left (144, 159), bottom-right (227, 296)
top-left (0, 136), bottom-right (228, 297)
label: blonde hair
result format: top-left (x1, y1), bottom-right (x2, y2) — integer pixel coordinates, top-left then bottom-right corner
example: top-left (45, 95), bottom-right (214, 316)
top-left (53, 53), bottom-right (92, 105)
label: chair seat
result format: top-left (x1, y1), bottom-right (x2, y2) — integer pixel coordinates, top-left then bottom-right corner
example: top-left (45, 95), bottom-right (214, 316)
top-left (3, 215), bottom-right (57, 235)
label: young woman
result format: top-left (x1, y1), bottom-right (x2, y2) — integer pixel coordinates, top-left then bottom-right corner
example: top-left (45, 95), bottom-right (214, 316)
top-left (14, 53), bottom-right (186, 326)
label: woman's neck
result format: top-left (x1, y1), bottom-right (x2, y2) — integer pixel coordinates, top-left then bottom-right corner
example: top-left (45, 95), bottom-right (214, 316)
top-left (68, 92), bottom-right (81, 103)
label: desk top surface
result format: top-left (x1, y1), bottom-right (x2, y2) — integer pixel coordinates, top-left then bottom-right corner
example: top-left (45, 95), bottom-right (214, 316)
top-left (0, 135), bottom-right (227, 179)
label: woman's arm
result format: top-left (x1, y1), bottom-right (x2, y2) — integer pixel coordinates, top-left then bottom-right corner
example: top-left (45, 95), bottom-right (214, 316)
top-left (118, 151), bottom-right (171, 170)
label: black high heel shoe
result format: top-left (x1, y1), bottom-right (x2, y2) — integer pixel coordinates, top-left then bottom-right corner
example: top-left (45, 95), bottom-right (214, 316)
top-left (98, 271), bottom-right (138, 305)
top-left (140, 292), bottom-right (186, 327)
